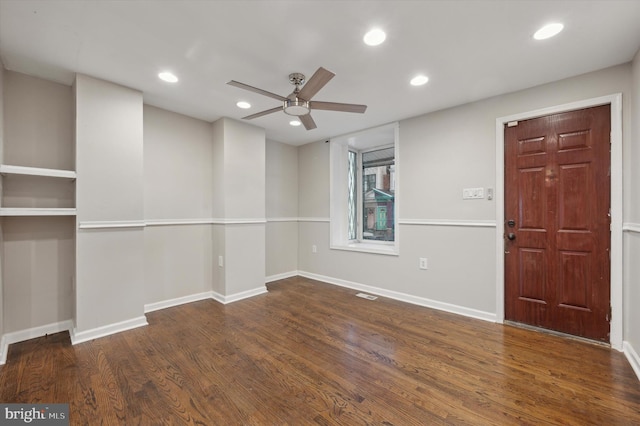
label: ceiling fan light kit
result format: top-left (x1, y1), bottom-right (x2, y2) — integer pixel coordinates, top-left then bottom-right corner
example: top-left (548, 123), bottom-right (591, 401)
top-left (284, 99), bottom-right (310, 116)
top-left (227, 67), bottom-right (367, 130)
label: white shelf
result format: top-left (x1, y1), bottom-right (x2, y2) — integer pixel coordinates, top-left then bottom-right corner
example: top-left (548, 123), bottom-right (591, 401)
top-left (0, 208), bottom-right (77, 217)
top-left (0, 164), bottom-right (76, 179)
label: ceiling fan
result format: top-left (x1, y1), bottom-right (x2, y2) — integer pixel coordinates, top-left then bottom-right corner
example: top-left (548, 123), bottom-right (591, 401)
top-left (227, 67), bottom-right (367, 130)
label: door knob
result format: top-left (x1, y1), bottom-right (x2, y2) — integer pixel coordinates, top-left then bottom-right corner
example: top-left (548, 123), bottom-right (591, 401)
top-left (507, 233), bottom-right (516, 240)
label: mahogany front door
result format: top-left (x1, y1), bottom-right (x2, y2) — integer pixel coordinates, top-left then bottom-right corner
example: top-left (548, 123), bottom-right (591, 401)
top-left (504, 105), bottom-right (611, 341)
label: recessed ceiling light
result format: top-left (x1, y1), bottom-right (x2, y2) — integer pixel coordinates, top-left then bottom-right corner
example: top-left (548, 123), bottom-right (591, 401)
top-left (533, 23), bottom-right (564, 40)
top-left (158, 72), bottom-right (178, 83)
top-left (289, 120), bottom-right (302, 127)
top-left (410, 75), bottom-right (429, 86)
top-left (363, 29), bottom-right (386, 46)
top-left (236, 101), bottom-right (251, 109)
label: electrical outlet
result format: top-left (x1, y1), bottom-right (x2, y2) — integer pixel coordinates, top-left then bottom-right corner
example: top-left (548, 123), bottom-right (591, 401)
top-left (218, 256), bottom-right (224, 267)
top-left (419, 258), bottom-right (428, 270)
top-left (312, 245), bottom-right (317, 253)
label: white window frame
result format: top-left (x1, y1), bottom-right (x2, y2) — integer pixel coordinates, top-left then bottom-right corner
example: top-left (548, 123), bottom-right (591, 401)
top-left (330, 122), bottom-right (399, 256)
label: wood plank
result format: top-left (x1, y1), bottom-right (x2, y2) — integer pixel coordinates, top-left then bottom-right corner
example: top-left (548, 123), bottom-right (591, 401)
top-left (0, 276), bottom-right (638, 424)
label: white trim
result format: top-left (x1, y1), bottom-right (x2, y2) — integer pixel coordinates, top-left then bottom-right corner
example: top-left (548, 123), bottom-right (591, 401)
top-left (145, 217), bottom-right (511, 227)
top-left (0, 320), bottom-right (73, 365)
top-left (266, 271), bottom-right (299, 283)
top-left (298, 217), bottom-right (330, 223)
top-left (495, 93), bottom-right (623, 350)
top-left (624, 341), bottom-right (640, 381)
top-left (145, 218), bottom-right (216, 226)
top-left (144, 291), bottom-right (214, 313)
top-left (0, 208), bottom-right (76, 216)
top-left (299, 271), bottom-right (496, 323)
top-left (70, 316), bottom-right (148, 345)
top-left (78, 220), bottom-right (145, 229)
top-left (0, 335), bottom-right (6, 365)
top-left (79, 218), bottom-right (268, 229)
top-left (266, 217), bottom-right (299, 223)
top-left (222, 218), bottom-right (266, 225)
top-left (399, 219), bottom-right (497, 228)
top-left (329, 243), bottom-right (399, 256)
top-left (211, 286), bottom-right (268, 304)
top-left (0, 164), bottom-right (76, 179)
top-left (623, 223), bottom-right (640, 233)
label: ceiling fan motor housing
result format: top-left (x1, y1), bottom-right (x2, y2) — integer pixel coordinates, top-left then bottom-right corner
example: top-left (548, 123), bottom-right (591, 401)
top-left (284, 98), bottom-right (310, 116)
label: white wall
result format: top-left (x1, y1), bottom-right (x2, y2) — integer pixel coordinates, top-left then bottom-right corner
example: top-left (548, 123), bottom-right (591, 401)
top-left (625, 49), bottom-right (640, 373)
top-left (221, 118), bottom-right (265, 219)
top-left (0, 67), bottom-right (4, 165)
top-left (211, 119), bottom-right (225, 220)
top-left (144, 106), bottom-right (213, 219)
top-left (143, 106), bottom-right (213, 305)
top-left (1, 71), bottom-right (74, 335)
top-left (211, 119), bottom-right (226, 295)
top-left (298, 141), bottom-right (329, 218)
top-left (2, 72), bottom-right (73, 171)
top-left (0, 66), bottom-right (5, 346)
top-left (75, 74), bottom-right (145, 335)
top-left (211, 118), bottom-right (266, 297)
top-left (298, 64), bottom-right (632, 319)
top-left (266, 139), bottom-right (298, 278)
top-left (2, 217), bottom-right (74, 333)
top-left (75, 75), bottom-right (143, 222)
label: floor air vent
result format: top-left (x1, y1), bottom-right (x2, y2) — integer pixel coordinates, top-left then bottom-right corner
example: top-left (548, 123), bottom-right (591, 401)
top-left (355, 293), bottom-right (378, 300)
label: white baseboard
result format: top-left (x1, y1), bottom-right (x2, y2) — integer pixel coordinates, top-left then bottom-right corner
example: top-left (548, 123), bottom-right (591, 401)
top-left (0, 319), bottom-right (74, 365)
top-left (265, 271), bottom-right (299, 283)
top-left (624, 341), bottom-right (640, 381)
top-left (0, 335), bottom-right (6, 365)
top-left (298, 271), bottom-right (496, 323)
top-left (144, 291), bottom-right (214, 313)
top-left (212, 286), bottom-right (268, 304)
top-left (70, 316), bottom-right (148, 345)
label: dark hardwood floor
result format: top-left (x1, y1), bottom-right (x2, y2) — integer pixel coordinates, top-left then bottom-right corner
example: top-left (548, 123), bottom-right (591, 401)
top-left (1, 276), bottom-right (639, 425)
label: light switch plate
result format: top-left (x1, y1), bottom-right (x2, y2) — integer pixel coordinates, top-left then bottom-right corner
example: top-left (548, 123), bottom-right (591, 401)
top-left (462, 188), bottom-right (484, 199)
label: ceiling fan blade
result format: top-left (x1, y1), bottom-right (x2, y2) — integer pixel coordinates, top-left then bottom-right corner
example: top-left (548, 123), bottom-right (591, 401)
top-left (299, 114), bottom-right (317, 130)
top-left (227, 80), bottom-right (287, 101)
top-left (310, 101), bottom-right (367, 113)
top-left (242, 106), bottom-right (282, 120)
top-left (297, 67), bottom-right (335, 101)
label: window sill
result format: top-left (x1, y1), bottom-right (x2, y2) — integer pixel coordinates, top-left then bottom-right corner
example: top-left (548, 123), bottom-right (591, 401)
top-left (330, 242), bottom-right (399, 256)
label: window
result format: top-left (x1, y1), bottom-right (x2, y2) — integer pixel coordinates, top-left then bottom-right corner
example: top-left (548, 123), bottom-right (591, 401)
top-left (361, 147), bottom-right (395, 241)
top-left (347, 150), bottom-right (357, 240)
top-left (330, 123), bottom-right (399, 255)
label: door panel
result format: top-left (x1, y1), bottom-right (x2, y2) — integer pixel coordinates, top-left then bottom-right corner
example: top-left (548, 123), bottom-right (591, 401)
top-left (559, 251), bottom-right (590, 308)
top-left (505, 105), bottom-right (610, 341)
top-left (558, 163), bottom-right (591, 230)
top-left (519, 248), bottom-right (546, 302)
top-left (519, 167), bottom-right (547, 228)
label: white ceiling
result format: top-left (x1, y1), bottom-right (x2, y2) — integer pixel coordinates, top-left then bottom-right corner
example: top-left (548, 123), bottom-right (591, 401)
top-left (1, 0), bottom-right (640, 146)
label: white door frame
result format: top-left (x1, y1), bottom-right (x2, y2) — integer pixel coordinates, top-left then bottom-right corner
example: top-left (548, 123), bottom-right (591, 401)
top-left (495, 93), bottom-right (623, 351)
